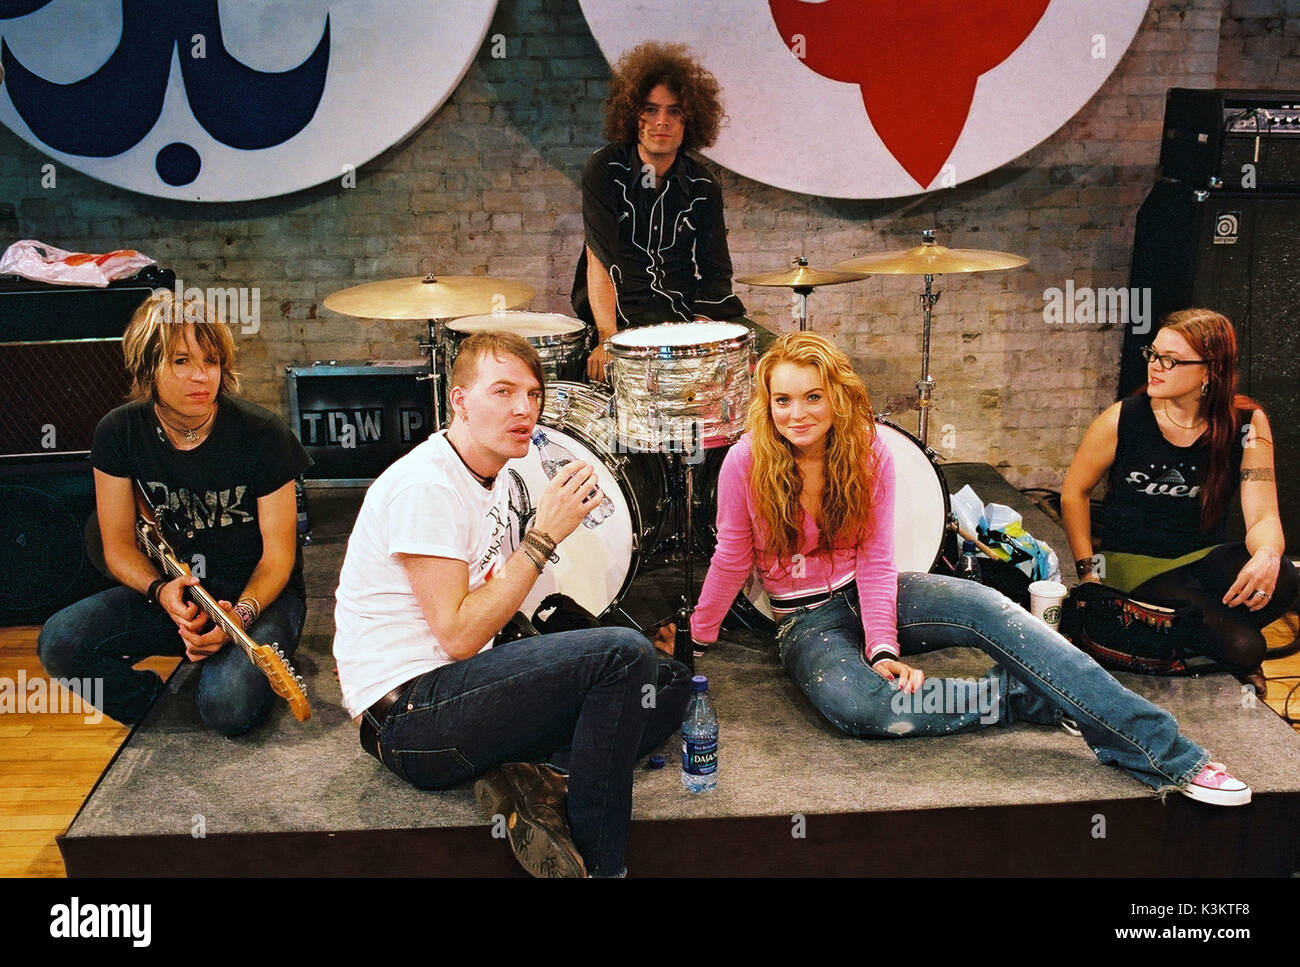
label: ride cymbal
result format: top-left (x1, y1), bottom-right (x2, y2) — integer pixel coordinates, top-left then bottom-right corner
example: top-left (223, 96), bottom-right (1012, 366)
top-left (834, 243), bottom-right (1027, 275)
top-left (323, 273), bottom-right (535, 319)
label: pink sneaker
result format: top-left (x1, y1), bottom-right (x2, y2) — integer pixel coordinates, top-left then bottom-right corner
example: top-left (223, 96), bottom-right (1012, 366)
top-left (1180, 762), bottom-right (1252, 807)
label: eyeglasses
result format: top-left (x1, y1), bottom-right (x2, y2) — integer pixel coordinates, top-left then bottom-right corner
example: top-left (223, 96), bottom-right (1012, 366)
top-left (1141, 345), bottom-right (1210, 371)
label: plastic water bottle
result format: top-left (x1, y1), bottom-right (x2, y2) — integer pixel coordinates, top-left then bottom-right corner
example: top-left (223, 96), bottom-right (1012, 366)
top-left (531, 428), bottom-right (615, 528)
top-left (957, 539), bottom-right (983, 583)
top-left (681, 675), bottom-right (718, 793)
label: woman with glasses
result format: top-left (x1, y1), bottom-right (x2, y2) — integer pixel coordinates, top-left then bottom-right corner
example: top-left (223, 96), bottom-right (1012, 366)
top-left (1062, 309), bottom-right (1296, 687)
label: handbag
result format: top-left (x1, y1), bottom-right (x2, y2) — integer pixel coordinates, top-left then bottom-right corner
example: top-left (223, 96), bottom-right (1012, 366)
top-left (1059, 582), bottom-right (1206, 675)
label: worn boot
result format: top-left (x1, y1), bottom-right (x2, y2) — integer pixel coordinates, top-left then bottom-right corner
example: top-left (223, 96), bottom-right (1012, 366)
top-left (474, 762), bottom-right (586, 878)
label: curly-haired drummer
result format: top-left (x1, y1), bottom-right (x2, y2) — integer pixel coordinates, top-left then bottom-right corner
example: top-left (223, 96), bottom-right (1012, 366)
top-left (573, 42), bottom-right (750, 381)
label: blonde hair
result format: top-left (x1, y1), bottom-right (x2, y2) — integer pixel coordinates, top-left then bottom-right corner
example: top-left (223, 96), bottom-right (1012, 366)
top-left (747, 331), bottom-right (879, 563)
top-left (122, 289), bottom-right (239, 401)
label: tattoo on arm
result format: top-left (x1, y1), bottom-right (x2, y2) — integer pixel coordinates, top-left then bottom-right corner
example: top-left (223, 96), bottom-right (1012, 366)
top-left (1241, 467), bottom-right (1275, 482)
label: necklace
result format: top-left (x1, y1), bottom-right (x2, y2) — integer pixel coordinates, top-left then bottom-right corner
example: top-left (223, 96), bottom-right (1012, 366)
top-left (154, 402), bottom-right (215, 443)
top-left (444, 434), bottom-right (496, 489)
top-left (1160, 400), bottom-right (1204, 431)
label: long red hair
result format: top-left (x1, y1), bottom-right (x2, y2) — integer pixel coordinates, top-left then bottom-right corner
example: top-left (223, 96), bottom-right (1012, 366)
top-left (1145, 309), bottom-right (1261, 530)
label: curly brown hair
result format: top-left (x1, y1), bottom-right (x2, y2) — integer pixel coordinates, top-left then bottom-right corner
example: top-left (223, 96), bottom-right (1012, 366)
top-left (602, 42), bottom-right (725, 152)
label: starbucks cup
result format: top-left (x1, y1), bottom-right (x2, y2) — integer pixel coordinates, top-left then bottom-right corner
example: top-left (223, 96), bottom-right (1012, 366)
top-left (1029, 580), bottom-right (1068, 630)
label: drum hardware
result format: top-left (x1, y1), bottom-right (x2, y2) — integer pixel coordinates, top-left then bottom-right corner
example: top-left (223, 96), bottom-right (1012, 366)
top-left (324, 273), bottom-right (537, 431)
top-left (736, 256), bottom-right (868, 332)
top-left (834, 231), bottom-right (1027, 446)
top-left (604, 322), bottom-right (760, 669)
top-left (322, 273), bottom-right (535, 320)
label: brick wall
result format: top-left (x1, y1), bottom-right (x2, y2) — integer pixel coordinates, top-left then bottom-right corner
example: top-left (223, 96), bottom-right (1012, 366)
top-left (1217, 0), bottom-right (1300, 87)
top-left (2, 0), bottom-right (1286, 491)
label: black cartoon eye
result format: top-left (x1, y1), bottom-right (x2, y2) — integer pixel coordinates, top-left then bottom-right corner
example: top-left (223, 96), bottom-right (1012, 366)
top-left (1, 1), bottom-right (329, 186)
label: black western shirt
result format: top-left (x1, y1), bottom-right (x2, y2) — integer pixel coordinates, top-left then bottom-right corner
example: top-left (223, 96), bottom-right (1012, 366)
top-left (571, 142), bottom-right (746, 332)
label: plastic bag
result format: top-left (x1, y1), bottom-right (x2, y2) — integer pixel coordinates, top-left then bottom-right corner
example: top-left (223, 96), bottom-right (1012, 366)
top-left (951, 486), bottom-right (1061, 582)
top-left (0, 239), bottom-right (156, 288)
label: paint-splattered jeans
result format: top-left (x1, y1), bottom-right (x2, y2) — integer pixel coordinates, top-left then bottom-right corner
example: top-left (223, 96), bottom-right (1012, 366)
top-left (776, 572), bottom-right (1209, 791)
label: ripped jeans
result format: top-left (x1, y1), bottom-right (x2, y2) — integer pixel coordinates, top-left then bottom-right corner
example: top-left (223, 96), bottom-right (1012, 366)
top-left (776, 572), bottom-right (1209, 791)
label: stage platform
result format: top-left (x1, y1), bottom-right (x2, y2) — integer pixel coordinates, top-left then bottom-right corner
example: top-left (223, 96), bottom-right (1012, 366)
top-left (59, 463), bottom-right (1300, 876)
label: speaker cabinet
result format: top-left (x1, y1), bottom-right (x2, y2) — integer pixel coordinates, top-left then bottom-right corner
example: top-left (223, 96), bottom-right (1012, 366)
top-left (1126, 182), bottom-right (1300, 552)
top-left (0, 271), bottom-right (171, 457)
top-left (0, 458), bottom-right (114, 626)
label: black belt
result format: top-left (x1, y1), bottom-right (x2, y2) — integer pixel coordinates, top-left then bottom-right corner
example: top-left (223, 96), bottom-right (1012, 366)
top-left (769, 580), bottom-right (858, 614)
top-left (358, 678), bottom-right (416, 765)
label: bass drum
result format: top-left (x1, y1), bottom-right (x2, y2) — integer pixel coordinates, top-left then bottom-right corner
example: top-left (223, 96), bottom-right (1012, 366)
top-left (698, 417), bottom-right (954, 627)
top-left (502, 382), bottom-right (667, 620)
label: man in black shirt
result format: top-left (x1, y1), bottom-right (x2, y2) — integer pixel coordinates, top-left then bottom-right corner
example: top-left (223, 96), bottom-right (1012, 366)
top-left (37, 290), bottom-right (311, 735)
top-left (573, 42), bottom-right (757, 381)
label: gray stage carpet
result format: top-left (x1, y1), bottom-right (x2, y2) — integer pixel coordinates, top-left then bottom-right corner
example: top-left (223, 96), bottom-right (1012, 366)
top-left (60, 464), bottom-right (1300, 874)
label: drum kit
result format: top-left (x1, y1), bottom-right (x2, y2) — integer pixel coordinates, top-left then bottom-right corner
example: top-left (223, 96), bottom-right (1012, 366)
top-left (322, 232), bottom-right (1028, 664)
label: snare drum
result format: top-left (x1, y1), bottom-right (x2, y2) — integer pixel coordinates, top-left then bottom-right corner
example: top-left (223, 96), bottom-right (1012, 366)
top-left (606, 321), bottom-right (754, 453)
top-left (502, 382), bottom-right (667, 620)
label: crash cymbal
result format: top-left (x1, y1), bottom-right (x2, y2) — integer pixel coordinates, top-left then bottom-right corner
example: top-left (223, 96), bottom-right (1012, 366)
top-left (834, 242), bottom-right (1027, 275)
top-left (323, 274), bottom-right (534, 319)
top-left (737, 258), bottom-right (867, 289)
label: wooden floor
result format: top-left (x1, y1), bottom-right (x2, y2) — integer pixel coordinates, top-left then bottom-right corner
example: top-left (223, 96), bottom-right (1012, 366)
top-left (3, 613), bottom-right (1298, 878)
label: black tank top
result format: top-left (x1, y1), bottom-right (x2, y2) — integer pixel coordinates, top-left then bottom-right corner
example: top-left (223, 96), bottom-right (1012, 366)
top-left (1100, 396), bottom-right (1245, 557)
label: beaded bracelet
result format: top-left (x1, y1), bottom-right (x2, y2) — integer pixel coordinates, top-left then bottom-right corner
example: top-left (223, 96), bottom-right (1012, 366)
top-left (237, 596), bottom-right (262, 623)
top-left (232, 601), bottom-right (256, 630)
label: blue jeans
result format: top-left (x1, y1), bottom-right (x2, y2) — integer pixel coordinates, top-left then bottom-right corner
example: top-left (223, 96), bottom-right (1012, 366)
top-left (777, 572), bottom-right (1209, 791)
top-left (374, 627), bottom-right (691, 878)
top-left (37, 585), bottom-right (305, 736)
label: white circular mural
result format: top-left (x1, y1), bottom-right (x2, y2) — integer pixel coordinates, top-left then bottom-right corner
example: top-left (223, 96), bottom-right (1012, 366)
top-left (579, 0), bottom-right (1149, 199)
top-left (0, 0), bottom-right (498, 201)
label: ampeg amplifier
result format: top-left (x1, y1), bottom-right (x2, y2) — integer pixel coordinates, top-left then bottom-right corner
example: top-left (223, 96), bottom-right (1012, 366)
top-left (1160, 88), bottom-right (1300, 190)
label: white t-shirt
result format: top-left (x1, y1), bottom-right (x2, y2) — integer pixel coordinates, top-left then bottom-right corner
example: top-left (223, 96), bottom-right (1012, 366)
top-left (333, 432), bottom-right (510, 718)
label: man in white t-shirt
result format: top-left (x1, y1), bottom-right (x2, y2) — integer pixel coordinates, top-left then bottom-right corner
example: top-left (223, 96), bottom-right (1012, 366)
top-left (333, 332), bottom-right (690, 878)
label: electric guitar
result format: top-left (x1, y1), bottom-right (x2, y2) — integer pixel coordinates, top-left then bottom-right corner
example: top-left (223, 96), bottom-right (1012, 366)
top-left (133, 482), bottom-right (311, 722)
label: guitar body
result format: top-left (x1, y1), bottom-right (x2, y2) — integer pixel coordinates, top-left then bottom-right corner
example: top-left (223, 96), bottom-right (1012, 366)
top-left (133, 482), bottom-right (311, 721)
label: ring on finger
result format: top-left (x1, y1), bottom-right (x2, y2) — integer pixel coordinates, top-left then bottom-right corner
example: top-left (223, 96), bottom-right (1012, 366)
top-left (1252, 589), bottom-right (1268, 599)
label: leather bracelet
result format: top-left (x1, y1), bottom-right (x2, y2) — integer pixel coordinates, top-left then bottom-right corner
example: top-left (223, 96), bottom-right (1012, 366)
top-left (1075, 557), bottom-right (1097, 580)
top-left (520, 544), bottom-right (546, 574)
top-left (523, 530), bottom-right (559, 563)
top-left (525, 528), bottom-right (556, 555)
top-left (146, 578), bottom-right (167, 608)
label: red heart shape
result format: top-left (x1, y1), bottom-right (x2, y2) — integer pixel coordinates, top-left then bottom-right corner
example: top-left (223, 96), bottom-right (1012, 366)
top-left (770, 0), bottom-right (1051, 188)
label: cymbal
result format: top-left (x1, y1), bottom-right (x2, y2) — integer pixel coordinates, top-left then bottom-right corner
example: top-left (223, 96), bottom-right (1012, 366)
top-left (737, 262), bottom-right (868, 289)
top-left (834, 243), bottom-right (1027, 275)
top-left (323, 274), bottom-right (534, 319)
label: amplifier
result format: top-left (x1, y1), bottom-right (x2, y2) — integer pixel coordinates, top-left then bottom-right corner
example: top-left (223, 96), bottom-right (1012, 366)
top-left (1160, 88), bottom-right (1300, 190)
top-left (0, 268), bottom-right (173, 458)
top-left (285, 360), bottom-right (434, 486)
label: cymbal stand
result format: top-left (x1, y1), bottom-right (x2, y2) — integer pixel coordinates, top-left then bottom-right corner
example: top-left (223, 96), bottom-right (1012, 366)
top-left (417, 318), bottom-right (446, 428)
top-left (666, 449), bottom-right (698, 672)
top-left (916, 272), bottom-right (940, 446)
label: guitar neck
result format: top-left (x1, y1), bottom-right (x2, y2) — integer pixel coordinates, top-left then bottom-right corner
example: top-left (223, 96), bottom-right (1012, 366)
top-left (151, 548), bottom-right (257, 660)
